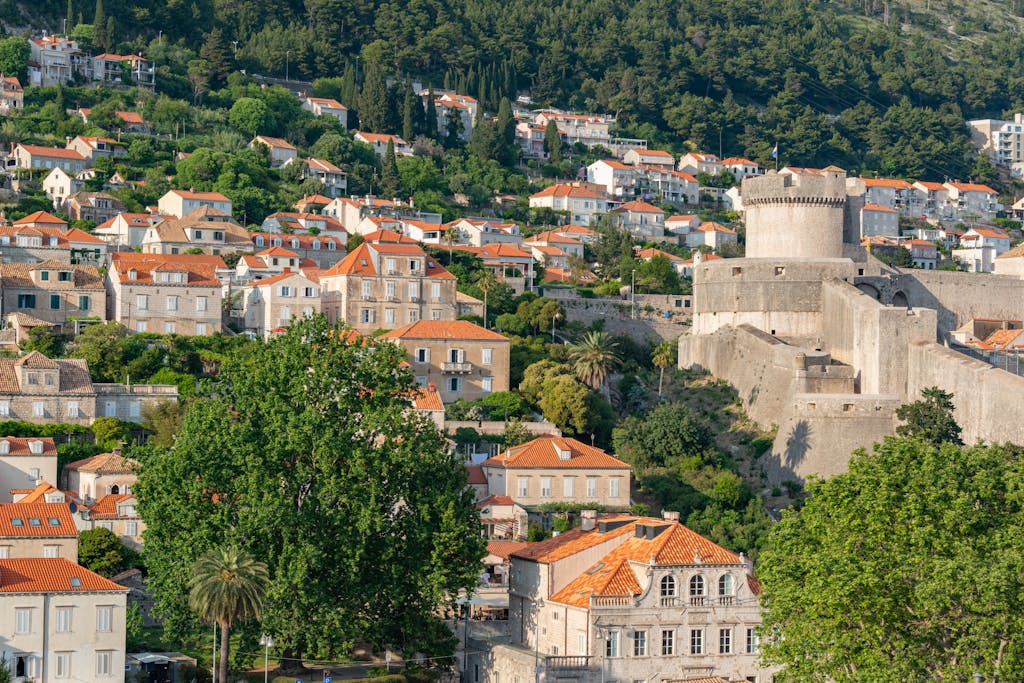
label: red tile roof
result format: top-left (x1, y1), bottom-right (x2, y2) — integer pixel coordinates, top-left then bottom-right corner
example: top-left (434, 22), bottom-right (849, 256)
top-left (166, 189), bottom-right (231, 202)
top-left (13, 211), bottom-right (67, 226)
top-left (0, 502), bottom-right (77, 537)
top-left (110, 253), bottom-right (227, 287)
top-left (63, 452), bottom-right (139, 474)
top-left (382, 320), bottom-right (509, 342)
top-left (481, 436), bottom-right (629, 470)
top-left (0, 558), bottom-right (126, 593)
top-left (946, 182), bottom-right (997, 194)
top-left (88, 494), bottom-right (137, 519)
top-left (530, 184), bottom-right (607, 200)
top-left (486, 541), bottom-right (533, 560)
top-left (863, 203), bottom-right (898, 213)
top-left (476, 495), bottom-right (516, 508)
top-left (862, 178), bottom-right (912, 189)
top-left (17, 144), bottom-right (85, 161)
top-left (615, 200), bottom-right (663, 214)
top-left (466, 465), bottom-right (487, 485)
top-left (412, 387), bottom-right (444, 412)
top-left (0, 437), bottom-right (57, 456)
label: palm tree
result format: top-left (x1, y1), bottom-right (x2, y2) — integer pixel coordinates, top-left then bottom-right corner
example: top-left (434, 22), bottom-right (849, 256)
top-left (567, 331), bottom-right (620, 393)
top-left (473, 269), bottom-right (497, 327)
top-left (652, 339), bottom-right (677, 397)
top-left (189, 546), bottom-right (269, 683)
top-left (444, 225), bottom-right (459, 262)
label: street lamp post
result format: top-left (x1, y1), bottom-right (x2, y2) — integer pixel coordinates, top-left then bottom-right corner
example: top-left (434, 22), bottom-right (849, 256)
top-left (285, 50), bottom-right (291, 82)
top-left (259, 634), bottom-right (275, 683)
top-left (552, 313), bottom-right (562, 343)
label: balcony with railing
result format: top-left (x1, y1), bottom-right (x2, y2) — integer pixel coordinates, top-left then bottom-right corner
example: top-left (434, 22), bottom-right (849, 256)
top-left (546, 656), bottom-right (592, 671)
top-left (442, 361), bottom-right (473, 373)
top-left (94, 383), bottom-right (179, 395)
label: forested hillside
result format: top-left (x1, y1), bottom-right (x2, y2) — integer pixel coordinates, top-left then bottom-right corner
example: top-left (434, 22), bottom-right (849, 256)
top-left (4, 0), bottom-right (1024, 179)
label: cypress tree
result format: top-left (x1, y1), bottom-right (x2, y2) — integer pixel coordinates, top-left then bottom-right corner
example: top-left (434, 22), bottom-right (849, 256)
top-left (379, 139), bottom-right (401, 198)
top-left (339, 63), bottom-right (357, 109)
top-left (92, 0), bottom-right (107, 51)
top-left (444, 105), bottom-right (464, 149)
top-left (199, 28), bottom-right (231, 90)
top-left (497, 96), bottom-right (516, 164)
top-left (106, 16), bottom-right (115, 49)
top-left (544, 119), bottom-right (563, 164)
top-left (425, 87), bottom-right (438, 138)
top-left (66, 0), bottom-right (74, 34)
top-left (357, 62), bottom-right (389, 133)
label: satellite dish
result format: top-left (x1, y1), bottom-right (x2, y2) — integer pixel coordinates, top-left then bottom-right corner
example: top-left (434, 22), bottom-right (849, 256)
top-left (68, 502), bottom-right (77, 514)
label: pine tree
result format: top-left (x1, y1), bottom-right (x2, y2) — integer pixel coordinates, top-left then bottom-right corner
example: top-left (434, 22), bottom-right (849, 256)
top-left (92, 0), bottom-right (107, 51)
top-left (379, 139), bottom-right (401, 198)
top-left (425, 87), bottom-right (438, 138)
top-left (384, 82), bottom-right (402, 134)
top-left (358, 62), bottom-right (389, 133)
top-left (199, 28), bottom-right (231, 90)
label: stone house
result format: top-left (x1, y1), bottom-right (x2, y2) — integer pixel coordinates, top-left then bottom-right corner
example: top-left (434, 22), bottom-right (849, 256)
top-left (613, 200), bottom-right (666, 239)
top-left (11, 144), bottom-right (86, 173)
top-left (470, 513), bottom-right (772, 683)
top-left (961, 227), bottom-right (1012, 255)
top-left (42, 167), bottom-right (85, 209)
top-left (586, 159), bottom-right (641, 197)
top-left (89, 53), bottom-right (156, 89)
top-left (903, 239), bottom-right (938, 270)
top-left (528, 183), bottom-right (616, 226)
top-left (524, 231), bottom-right (584, 259)
top-left (453, 243), bottom-right (536, 295)
top-left (722, 157), bottom-right (764, 181)
top-left (943, 182), bottom-right (1001, 218)
top-left (140, 207), bottom-right (252, 256)
top-left (249, 233), bottom-right (345, 269)
top-left (994, 244), bottom-right (1024, 278)
top-left (300, 157), bottom-right (348, 197)
top-left (83, 493), bottom-right (145, 551)
top-left (640, 168), bottom-right (699, 206)
top-left (63, 451), bottom-right (139, 503)
top-left (0, 501), bottom-right (78, 560)
top-left (93, 212), bottom-right (163, 249)
top-left (678, 152), bottom-right (723, 176)
top-left (27, 35), bottom-right (81, 86)
top-left (623, 148), bottom-right (674, 168)
top-left (157, 189), bottom-right (233, 219)
top-left (860, 203), bottom-right (899, 238)
top-left (445, 218), bottom-right (522, 247)
top-left (381, 320), bottom-right (510, 402)
top-left (0, 557), bottom-right (128, 680)
top-left (0, 261), bottom-right (106, 326)
top-left (0, 75), bottom-right (23, 113)
top-left (435, 95), bottom-right (476, 141)
top-left (65, 191), bottom-right (125, 224)
top-left (238, 270), bottom-right (321, 337)
top-left (0, 437), bottom-right (57, 503)
top-left (479, 437), bottom-right (631, 510)
top-left (637, 247), bottom-right (686, 276)
top-left (0, 351), bottom-right (177, 425)
top-left (477, 496), bottom-right (529, 542)
top-left (66, 136), bottom-right (127, 162)
top-left (353, 132), bottom-right (414, 157)
top-left (302, 97), bottom-right (348, 127)
top-left (260, 211), bottom-right (347, 237)
top-left (107, 252), bottom-right (228, 335)
top-left (0, 220), bottom-right (106, 265)
top-left (320, 241), bottom-right (458, 333)
top-left (251, 136), bottom-right (298, 168)
top-left (685, 223), bottom-right (738, 251)
top-left (533, 112), bottom-right (613, 148)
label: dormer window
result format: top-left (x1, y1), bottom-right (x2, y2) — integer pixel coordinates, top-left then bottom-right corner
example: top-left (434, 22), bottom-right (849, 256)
top-left (556, 446), bottom-right (571, 460)
top-left (127, 269), bottom-right (137, 281)
top-left (0, 441), bottom-right (9, 454)
top-left (28, 440), bottom-right (43, 454)
top-left (328, 241), bottom-right (336, 250)
top-left (291, 239), bottom-right (300, 249)
top-left (312, 240), bottom-right (320, 249)
top-left (273, 238), bottom-right (282, 247)
top-left (48, 236), bottom-right (58, 247)
top-left (256, 236), bottom-right (265, 246)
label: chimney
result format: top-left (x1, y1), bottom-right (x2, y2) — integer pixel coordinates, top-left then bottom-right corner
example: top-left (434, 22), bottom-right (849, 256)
top-left (662, 510), bottom-right (680, 523)
top-left (580, 510), bottom-right (597, 531)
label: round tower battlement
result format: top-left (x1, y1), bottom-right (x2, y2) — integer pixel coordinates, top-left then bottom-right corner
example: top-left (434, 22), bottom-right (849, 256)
top-left (743, 169), bottom-right (847, 259)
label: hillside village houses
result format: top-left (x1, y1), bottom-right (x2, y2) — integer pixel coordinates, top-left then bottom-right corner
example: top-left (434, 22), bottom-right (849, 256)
top-left (0, 212), bottom-right (107, 265)
top-left (157, 189), bottom-right (233, 218)
top-left (0, 75), bottom-right (23, 113)
top-left (63, 450), bottom-right (139, 502)
top-left (237, 269), bottom-right (322, 338)
top-left (251, 135), bottom-right (299, 167)
top-left (354, 131), bottom-right (414, 157)
top-left (107, 252), bottom-right (229, 335)
top-left (0, 351), bottom-right (177, 425)
top-left (0, 261), bottom-right (106, 327)
top-left (320, 237), bottom-right (459, 333)
top-left (65, 191), bottom-right (125, 224)
top-left (140, 206), bottom-right (252, 256)
top-left (0, 501), bottom-right (78, 560)
top-left (295, 157), bottom-right (349, 197)
top-left (529, 183), bottom-right (618, 226)
top-left (302, 96), bottom-right (349, 127)
top-left (0, 437), bottom-right (58, 504)
top-left (381, 320), bottom-right (510, 402)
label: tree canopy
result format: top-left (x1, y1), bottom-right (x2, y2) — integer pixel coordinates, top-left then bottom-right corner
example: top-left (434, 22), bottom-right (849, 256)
top-left (136, 316), bottom-right (484, 660)
top-left (759, 437), bottom-right (1024, 682)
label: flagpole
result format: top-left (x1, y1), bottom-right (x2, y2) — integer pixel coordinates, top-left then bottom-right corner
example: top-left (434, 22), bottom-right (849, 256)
top-left (775, 141), bottom-right (779, 171)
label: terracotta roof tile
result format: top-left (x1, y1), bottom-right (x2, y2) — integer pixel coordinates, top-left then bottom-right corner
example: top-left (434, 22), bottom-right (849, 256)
top-left (0, 502), bottom-right (76, 538)
top-left (382, 320), bottom-right (508, 342)
top-left (88, 494), bottom-right (137, 519)
top-left (486, 541), bottom-right (533, 560)
top-left (481, 436), bottom-right (628, 470)
top-left (64, 452), bottom-right (139, 475)
top-left (0, 437), bottom-right (57, 456)
top-left (0, 558), bottom-right (126, 593)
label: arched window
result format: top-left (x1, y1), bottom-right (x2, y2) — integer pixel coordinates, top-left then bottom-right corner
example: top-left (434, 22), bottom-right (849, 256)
top-left (689, 575), bottom-right (705, 596)
top-left (660, 576), bottom-right (676, 597)
top-left (719, 574), bottom-right (734, 596)
top-left (110, 484), bottom-right (120, 495)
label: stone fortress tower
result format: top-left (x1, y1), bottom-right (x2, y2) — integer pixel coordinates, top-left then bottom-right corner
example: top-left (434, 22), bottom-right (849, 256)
top-left (680, 168), bottom-right (1024, 484)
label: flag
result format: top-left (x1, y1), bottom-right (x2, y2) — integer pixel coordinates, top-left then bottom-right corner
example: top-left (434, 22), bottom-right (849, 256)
top-left (770, 143), bottom-right (779, 160)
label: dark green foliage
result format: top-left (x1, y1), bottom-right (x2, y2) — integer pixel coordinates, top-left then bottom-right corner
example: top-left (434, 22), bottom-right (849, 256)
top-left (379, 139), bottom-right (401, 197)
top-left (543, 120), bottom-right (562, 164)
top-left (895, 386), bottom-right (963, 446)
top-left (0, 36), bottom-right (30, 84)
top-left (91, 0), bottom-right (106, 51)
top-left (612, 402), bottom-right (714, 470)
top-left (358, 62), bottom-right (390, 133)
top-left (199, 29), bottom-right (231, 90)
top-left (78, 528), bottom-right (140, 577)
top-left (21, 326), bottom-right (64, 357)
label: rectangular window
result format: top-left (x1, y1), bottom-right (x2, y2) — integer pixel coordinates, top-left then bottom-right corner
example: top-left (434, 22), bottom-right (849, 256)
top-left (605, 631), bottom-right (619, 657)
top-left (563, 478), bottom-right (574, 498)
top-left (17, 294), bottom-right (35, 309)
top-left (44, 545), bottom-right (58, 558)
top-left (279, 286), bottom-right (292, 297)
top-left (746, 628), bottom-right (759, 654)
top-left (690, 629), bottom-right (703, 655)
top-left (40, 271), bottom-right (49, 281)
top-left (164, 322), bottom-right (176, 334)
top-left (55, 606), bottom-right (72, 633)
top-left (33, 401), bottom-right (44, 417)
top-left (136, 321), bottom-right (147, 333)
top-left (448, 376), bottom-right (460, 392)
top-left (0, 546), bottom-right (8, 558)
top-left (126, 521), bottom-right (138, 537)
top-left (55, 652), bottom-right (70, 678)
top-left (0, 401), bottom-right (9, 417)
top-left (196, 323), bottom-right (207, 335)
top-left (609, 479), bottom-right (620, 498)
top-left (67, 401), bottom-right (79, 417)
top-left (586, 478), bottom-right (597, 498)
top-left (482, 348), bottom-right (493, 365)
top-left (415, 348), bottom-right (430, 363)
top-left (408, 282), bottom-right (419, 300)
top-left (136, 294), bottom-right (148, 310)
top-left (386, 281), bottom-right (396, 298)
top-left (15, 608), bottom-right (30, 634)
top-left (49, 294), bottom-right (61, 310)
top-left (166, 295), bottom-right (178, 311)
top-left (360, 309), bottom-right (373, 324)
top-left (719, 628), bottom-right (732, 654)
top-left (432, 282), bottom-right (441, 300)
top-left (633, 631), bottom-right (647, 657)
top-left (661, 630), bottom-right (674, 656)
top-left (517, 478), bottom-right (528, 497)
top-left (96, 651), bottom-right (112, 676)
top-left (540, 478), bottom-right (551, 497)
top-left (385, 309), bottom-right (395, 324)
top-left (431, 309), bottom-right (441, 320)
top-left (362, 280), bottom-right (371, 298)
top-left (96, 605), bottom-right (112, 632)
top-left (482, 377), bottom-right (493, 394)
top-left (408, 309), bottom-right (419, 323)
top-left (78, 295), bottom-right (90, 310)
top-left (196, 296), bottom-right (208, 312)
top-left (129, 401), bottom-right (141, 418)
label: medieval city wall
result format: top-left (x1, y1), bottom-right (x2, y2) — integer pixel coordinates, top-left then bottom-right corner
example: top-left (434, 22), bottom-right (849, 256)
top-left (896, 270), bottom-right (1024, 337)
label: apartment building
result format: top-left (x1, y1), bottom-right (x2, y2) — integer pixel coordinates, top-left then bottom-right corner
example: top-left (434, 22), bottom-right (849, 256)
top-left (320, 241), bottom-right (457, 334)
top-left (0, 437), bottom-right (57, 503)
top-left (0, 261), bottom-right (106, 326)
top-left (157, 190), bottom-right (233, 219)
top-left (107, 252), bottom-right (228, 335)
top-left (0, 557), bottom-right (128, 680)
top-left (381, 320), bottom-right (510, 402)
top-left (83, 494), bottom-right (145, 551)
top-left (237, 270), bottom-right (321, 338)
top-left (0, 501), bottom-right (78, 560)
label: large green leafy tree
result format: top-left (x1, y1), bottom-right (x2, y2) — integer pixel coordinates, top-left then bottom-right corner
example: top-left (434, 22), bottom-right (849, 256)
top-left (895, 386), bottom-right (963, 446)
top-left (189, 546), bottom-right (269, 683)
top-left (759, 437), bottom-right (1024, 682)
top-left (137, 316), bottom-right (484, 661)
